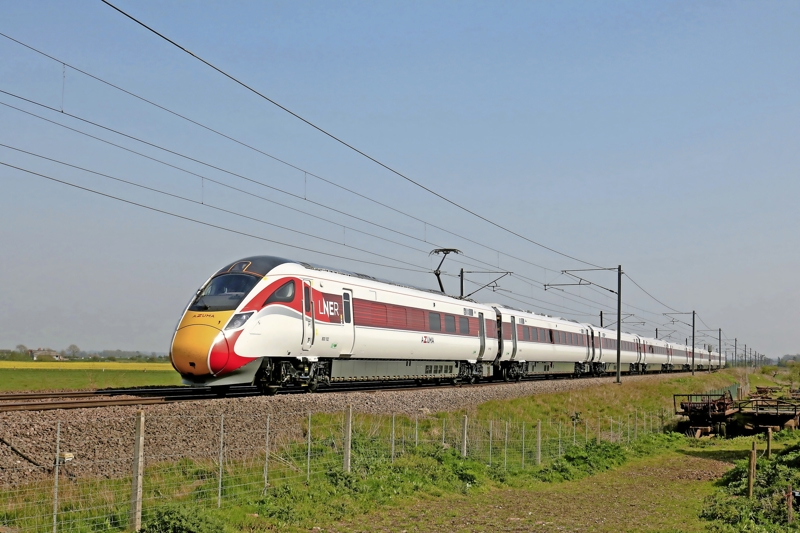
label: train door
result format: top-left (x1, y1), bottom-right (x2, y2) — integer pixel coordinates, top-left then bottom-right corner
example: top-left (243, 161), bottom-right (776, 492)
top-left (301, 280), bottom-right (315, 351)
top-left (587, 326), bottom-right (596, 362)
top-left (339, 289), bottom-right (355, 355)
top-left (510, 316), bottom-right (518, 359)
top-left (582, 328), bottom-right (591, 362)
top-left (478, 312), bottom-right (486, 359)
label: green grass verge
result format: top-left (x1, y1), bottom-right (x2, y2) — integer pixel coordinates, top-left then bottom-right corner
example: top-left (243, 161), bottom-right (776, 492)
top-left (0, 368), bottom-right (182, 391)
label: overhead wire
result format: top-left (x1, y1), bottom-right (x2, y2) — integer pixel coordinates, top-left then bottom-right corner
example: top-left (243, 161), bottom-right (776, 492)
top-left (0, 31), bottom-right (723, 335)
top-left (99, 0), bottom-right (605, 269)
top-left (0, 143), bottom-right (433, 271)
top-left (0, 160), bottom-right (429, 273)
top-left (0, 92), bottom-right (622, 318)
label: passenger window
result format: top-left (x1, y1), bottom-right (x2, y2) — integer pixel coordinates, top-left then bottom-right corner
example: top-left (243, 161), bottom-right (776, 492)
top-left (303, 285), bottom-right (311, 312)
top-left (429, 313), bottom-right (441, 331)
top-left (342, 293), bottom-right (352, 323)
top-left (459, 316), bottom-right (470, 334)
top-left (445, 315), bottom-right (456, 333)
top-left (265, 280), bottom-right (295, 305)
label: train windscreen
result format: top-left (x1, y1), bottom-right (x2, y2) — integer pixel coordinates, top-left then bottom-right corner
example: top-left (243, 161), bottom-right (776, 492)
top-left (189, 273), bottom-right (260, 311)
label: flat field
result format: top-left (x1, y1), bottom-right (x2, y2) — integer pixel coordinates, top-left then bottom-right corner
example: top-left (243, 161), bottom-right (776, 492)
top-left (0, 362), bottom-right (180, 392)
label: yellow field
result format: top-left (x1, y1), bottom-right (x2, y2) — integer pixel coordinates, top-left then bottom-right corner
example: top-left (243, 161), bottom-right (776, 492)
top-left (0, 361), bottom-right (174, 371)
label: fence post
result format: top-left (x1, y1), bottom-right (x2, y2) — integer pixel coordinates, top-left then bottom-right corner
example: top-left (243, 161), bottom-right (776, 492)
top-left (504, 421), bottom-right (508, 471)
top-left (748, 441), bottom-right (756, 499)
top-left (521, 423), bottom-right (525, 468)
top-left (217, 415), bottom-right (224, 508)
top-left (536, 420), bottom-right (541, 465)
top-left (788, 484), bottom-right (794, 524)
top-left (573, 419), bottom-right (576, 445)
top-left (610, 417), bottom-right (614, 442)
top-left (627, 414), bottom-right (631, 444)
top-left (415, 416), bottom-right (419, 448)
top-left (264, 414), bottom-right (270, 488)
top-left (635, 410), bottom-right (638, 440)
top-left (461, 415), bottom-right (468, 458)
top-left (306, 411), bottom-right (312, 483)
top-left (343, 406), bottom-right (352, 473)
top-left (129, 411), bottom-right (145, 531)
top-left (52, 421), bottom-right (60, 533)
top-left (585, 419), bottom-right (588, 443)
top-left (558, 421), bottom-right (562, 456)
top-left (489, 420), bottom-right (493, 467)
top-left (598, 416), bottom-right (601, 440)
top-left (442, 418), bottom-right (446, 446)
top-left (767, 428), bottom-right (772, 459)
top-left (391, 414), bottom-right (396, 463)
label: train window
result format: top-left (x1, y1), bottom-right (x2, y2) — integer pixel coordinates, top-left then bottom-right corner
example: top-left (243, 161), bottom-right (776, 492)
top-left (522, 326), bottom-right (530, 341)
top-left (425, 365), bottom-right (431, 374)
top-left (342, 292), bottom-right (352, 323)
top-left (264, 280), bottom-right (295, 305)
top-left (459, 316), bottom-right (470, 335)
top-left (445, 315), bottom-right (456, 333)
top-left (560, 331), bottom-right (566, 344)
top-left (429, 313), bottom-right (441, 331)
top-left (304, 285), bottom-right (311, 313)
top-left (190, 273), bottom-right (260, 311)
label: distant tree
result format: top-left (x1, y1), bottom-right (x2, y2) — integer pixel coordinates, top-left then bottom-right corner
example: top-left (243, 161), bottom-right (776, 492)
top-left (67, 344), bottom-right (80, 358)
top-left (16, 344), bottom-right (27, 354)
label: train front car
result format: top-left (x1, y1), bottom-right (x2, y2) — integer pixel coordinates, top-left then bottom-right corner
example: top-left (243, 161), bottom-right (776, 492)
top-left (170, 256), bottom-right (298, 391)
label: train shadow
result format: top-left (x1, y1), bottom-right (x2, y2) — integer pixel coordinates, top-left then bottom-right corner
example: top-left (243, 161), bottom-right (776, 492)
top-left (677, 448), bottom-right (750, 464)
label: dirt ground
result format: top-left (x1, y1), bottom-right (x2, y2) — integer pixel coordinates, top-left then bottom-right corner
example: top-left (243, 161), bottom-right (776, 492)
top-left (324, 452), bottom-right (731, 533)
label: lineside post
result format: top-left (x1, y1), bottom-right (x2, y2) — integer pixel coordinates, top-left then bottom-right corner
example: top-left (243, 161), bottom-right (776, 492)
top-left (788, 485), bottom-right (794, 524)
top-left (504, 421), bottom-right (508, 471)
top-left (767, 428), bottom-right (772, 459)
top-left (306, 411), bottom-right (311, 483)
top-left (129, 411), bottom-right (145, 531)
top-left (391, 414), bottom-right (396, 463)
top-left (217, 415), bottom-right (224, 508)
top-left (748, 441), bottom-right (757, 499)
top-left (489, 420), bottom-right (493, 467)
top-left (461, 415), bottom-right (468, 458)
top-left (521, 423), bottom-right (525, 468)
top-left (343, 406), bottom-right (352, 473)
top-left (264, 414), bottom-right (270, 488)
top-left (536, 420), bottom-right (541, 466)
top-left (52, 421), bottom-right (60, 533)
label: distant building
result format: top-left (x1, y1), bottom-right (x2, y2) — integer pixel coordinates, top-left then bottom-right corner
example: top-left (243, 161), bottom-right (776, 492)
top-left (32, 348), bottom-right (61, 361)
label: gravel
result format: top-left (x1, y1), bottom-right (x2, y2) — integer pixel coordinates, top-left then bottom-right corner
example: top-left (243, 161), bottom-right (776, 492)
top-left (0, 373), bottom-right (675, 484)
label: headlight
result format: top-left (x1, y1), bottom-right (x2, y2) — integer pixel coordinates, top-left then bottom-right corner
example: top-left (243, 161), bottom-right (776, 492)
top-left (225, 312), bottom-right (254, 330)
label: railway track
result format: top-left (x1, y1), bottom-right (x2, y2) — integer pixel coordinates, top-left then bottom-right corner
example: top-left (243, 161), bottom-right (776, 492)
top-left (0, 370), bottom-right (693, 412)
top-left (0, 379), bottom-right (504, 412)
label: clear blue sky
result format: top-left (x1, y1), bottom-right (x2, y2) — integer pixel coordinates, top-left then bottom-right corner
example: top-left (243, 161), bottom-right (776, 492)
top-left (0, 1), bottom-right (797, 357)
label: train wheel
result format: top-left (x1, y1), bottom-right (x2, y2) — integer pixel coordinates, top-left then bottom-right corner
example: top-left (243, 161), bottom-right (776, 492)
top-left (306, 379), bottom-right (318, 393)
top-left (467, 375), bottom-right (477, 385)
top-left (264, 385), bottom-right (280, 396)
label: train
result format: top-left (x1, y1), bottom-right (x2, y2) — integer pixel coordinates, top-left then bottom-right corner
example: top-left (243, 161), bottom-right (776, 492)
top-left (169, 255), bottom-right (723, 394)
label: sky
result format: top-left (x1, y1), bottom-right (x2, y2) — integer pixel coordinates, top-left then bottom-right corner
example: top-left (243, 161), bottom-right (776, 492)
top-left (0, 1), bottom-right (797, 357)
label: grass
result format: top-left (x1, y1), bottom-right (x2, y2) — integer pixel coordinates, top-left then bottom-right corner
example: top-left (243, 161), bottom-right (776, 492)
top-left (0, 361), bottom-right (173, 370)
top-left (0, 369), bottom-right (750, 532)
top-left (327, 449), bottom-right (726, 533)
top-left (0, 367), bottom-right (182, 391)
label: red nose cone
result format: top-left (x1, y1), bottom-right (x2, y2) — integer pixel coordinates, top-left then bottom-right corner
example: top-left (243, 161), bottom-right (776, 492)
top-left (208, 332), bottom-right (230, 375)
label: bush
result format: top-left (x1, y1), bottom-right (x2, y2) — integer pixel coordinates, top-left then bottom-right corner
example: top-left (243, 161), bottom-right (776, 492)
top-left (139, 504), bottom-right (228, 533)
top-left (700, 440), bottom-right (800, 531)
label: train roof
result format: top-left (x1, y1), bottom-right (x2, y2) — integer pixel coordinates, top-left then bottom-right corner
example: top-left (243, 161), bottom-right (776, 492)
top-left (217, 255), bottom-right (460, 299)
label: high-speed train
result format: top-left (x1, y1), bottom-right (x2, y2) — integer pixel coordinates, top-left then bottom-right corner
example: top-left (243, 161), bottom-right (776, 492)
top-left (170, 256), bottom-right (723, 394)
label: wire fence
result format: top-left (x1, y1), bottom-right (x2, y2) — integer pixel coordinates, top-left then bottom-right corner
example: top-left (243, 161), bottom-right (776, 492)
top-left (0, 404), bottom-right (685, 533)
